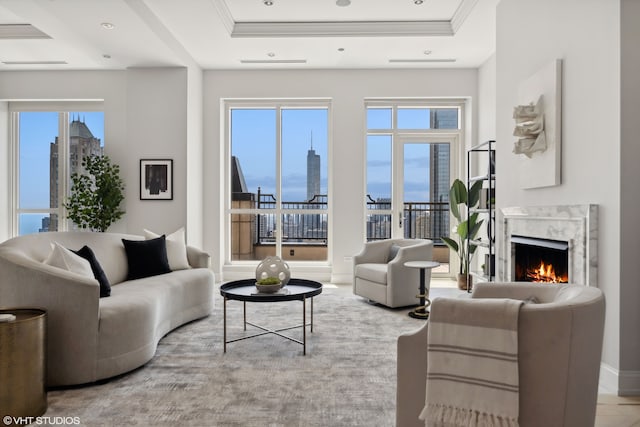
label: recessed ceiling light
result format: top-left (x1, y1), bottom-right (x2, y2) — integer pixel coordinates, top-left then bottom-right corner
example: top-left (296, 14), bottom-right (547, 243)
top-left (267, 52), bottom-right (276, 57)
top-left (101, 22), bottom-right (115, 30)
top-left (338, 48), bottom-right (345, 52)
top-left (263, 0), bottom-right (273, 5)
top-left (414, 0), bottom-right (424, 4)
top-left (336, 0), bottom-right (351, 6)
top-left (103, 54), bottom-right (111, 59)
top-left (423, 50), bottom-right (432, 55)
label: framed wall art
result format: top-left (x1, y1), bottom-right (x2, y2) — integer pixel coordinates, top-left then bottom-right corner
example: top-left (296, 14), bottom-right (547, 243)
top-left (140, 159), bottom-right (173, 200)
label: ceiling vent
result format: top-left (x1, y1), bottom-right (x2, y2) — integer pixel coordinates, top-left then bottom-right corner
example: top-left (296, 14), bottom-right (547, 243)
top-left (388, 58), bottom-right (457, 63)
top-left (0, 24), bottom-right (51, 39)
top-left (240, 59), bottom-right (307, 64)
top-left (2, 61), bottom-right (68, 65)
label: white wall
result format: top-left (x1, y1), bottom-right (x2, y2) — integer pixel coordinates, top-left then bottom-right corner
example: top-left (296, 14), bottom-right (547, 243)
top-left (478, 54), bottom-right (497, 142)
top-left (185, 67), bottom-right (204, 248)
top-left (496, 0), bottom-right (625, 393)
top-left (203, 68), bottom-right (478, 282)
top-left (620, 0), bottom-right (640, 394)
top-left (0, 101), bottom-right (8, 242)
top-left (125, 68), bottom-right (189, 235)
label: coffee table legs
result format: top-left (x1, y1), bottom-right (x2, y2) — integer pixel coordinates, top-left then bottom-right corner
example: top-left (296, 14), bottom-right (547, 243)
top-left (223, 296), bottom-right (227, 353)
top-left (223, 297), bottom-right (315, 354)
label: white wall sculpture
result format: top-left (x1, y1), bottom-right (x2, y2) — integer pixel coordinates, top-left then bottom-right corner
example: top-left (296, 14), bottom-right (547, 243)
top-left (514, 59), bottom-right (562, 189)
top-left (513, 95), bottom-right (546, 157)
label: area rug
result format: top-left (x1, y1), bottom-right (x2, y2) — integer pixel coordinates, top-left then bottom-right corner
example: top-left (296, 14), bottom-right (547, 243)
top-left (43, 284), bottom-right (455, 426)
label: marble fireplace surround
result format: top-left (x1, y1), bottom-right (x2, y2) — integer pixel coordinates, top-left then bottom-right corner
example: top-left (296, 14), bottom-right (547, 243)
top-left (499, 204), bottom-right (598, 287)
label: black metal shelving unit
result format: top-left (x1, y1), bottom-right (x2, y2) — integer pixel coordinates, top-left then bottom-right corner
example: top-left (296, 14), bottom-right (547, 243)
top-left (466, 140), bottom-right (495, 291)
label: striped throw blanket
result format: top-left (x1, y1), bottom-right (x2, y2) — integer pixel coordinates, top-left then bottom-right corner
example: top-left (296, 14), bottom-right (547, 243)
top-left (419, 297), bottom-right (524, 427)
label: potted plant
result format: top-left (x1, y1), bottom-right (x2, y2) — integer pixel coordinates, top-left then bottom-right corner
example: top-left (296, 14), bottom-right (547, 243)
top-left (64, 155), bottom-right (125, 232)
top-left (255, 276), bottom-right (283, 293)
top-left (441, 178), bottom-right (484, 290)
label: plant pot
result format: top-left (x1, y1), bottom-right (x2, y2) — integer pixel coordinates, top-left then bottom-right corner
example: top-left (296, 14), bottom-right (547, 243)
top-left (457, 274), bottom-right (472, 291)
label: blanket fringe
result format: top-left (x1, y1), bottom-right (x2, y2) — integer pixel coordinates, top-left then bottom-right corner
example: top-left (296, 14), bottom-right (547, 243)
top-left (419, 403), bottom-right (519, 427)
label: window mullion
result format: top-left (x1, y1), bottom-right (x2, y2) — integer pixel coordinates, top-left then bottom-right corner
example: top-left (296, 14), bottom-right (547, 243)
top-left (58, 112), bottom-right (69, 231)
top-left (10, 112), bottom-right (19, 236)
top-left (275, 106), bottom-right (283, 258)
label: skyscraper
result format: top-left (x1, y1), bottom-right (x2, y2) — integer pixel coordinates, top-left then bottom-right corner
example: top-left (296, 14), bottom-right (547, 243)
top-left (306, 133), bottom-right (321, 202)
top-left (429, 109), bottom-right (456, 242)
top-left (48, 117), bottom-right (103, 231)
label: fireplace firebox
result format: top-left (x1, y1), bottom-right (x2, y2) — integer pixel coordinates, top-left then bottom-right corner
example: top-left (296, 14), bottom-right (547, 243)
top-left (511, 235), bottom-right (569, 283)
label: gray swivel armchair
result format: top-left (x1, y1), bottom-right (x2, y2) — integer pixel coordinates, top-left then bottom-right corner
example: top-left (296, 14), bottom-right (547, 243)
top-left (353, 238), bottom-right (433, 308)
top-left (396, 282), bottom-right (606, 427)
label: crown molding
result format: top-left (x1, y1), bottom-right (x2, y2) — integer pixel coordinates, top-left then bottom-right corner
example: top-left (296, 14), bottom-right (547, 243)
top-left (451, 0), bottom-right (480, 33)
top-left (210, 0), bottom-right (234, 34)
top-left (212, 0), bottom-right (478, 38)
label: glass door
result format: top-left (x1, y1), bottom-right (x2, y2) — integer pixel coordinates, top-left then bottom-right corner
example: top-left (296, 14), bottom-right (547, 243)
top-left (394, 135), bottom-right (457, 275)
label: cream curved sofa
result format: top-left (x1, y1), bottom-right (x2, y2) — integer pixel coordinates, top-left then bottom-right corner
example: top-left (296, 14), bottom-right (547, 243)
top-left (396, 282), bottom-right (605, 427)
top-left (0, 231), bottom-right (215, 387)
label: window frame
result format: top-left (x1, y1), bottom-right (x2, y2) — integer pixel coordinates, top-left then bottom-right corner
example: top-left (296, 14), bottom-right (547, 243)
top-left (364, 99), bottom-right (466, 277)
top-left (9, 101), bottom-right (105, 236)
top-left (223, 98), bottom-right (333, 267)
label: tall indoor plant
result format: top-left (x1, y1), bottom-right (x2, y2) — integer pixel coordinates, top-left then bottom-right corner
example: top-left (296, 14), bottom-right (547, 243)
top-left (64, 155), bottom-right (125, 232)
top-left (441, 178), bottom-right (483, 290)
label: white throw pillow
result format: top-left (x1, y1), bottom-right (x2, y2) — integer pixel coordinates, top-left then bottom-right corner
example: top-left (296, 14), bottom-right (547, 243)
top-left (143, 227), bottom-right (190, 270)
top-left (44, 242), bottom-right (93, 277)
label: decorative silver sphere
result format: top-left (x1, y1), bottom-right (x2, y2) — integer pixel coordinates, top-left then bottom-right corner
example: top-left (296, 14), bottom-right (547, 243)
top-left (255, 256), bottom-right (291, 285)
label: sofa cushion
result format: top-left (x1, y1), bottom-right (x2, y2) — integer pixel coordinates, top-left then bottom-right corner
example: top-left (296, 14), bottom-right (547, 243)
top-left (122, 236), bottom-right (171, 280)
top-left (144, 227), bottom-right (190, 271)
top-left (73, 245), bottom-right (111, 298)
top-left (355, 263), bottom-right (388, 284)
top-left (44, 242), bottom-right (94, 277)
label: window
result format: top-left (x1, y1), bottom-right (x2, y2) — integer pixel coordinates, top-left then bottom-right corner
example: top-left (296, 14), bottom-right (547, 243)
top-left (11, 104), bottom-right (105, 236)
top-left (365, 101), bottom-right (463, 275)
top-left (226, 100), bottom-right (330, 263)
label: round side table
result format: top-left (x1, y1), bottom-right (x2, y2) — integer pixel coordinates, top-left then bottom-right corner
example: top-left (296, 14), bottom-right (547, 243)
top-left (0, 308), bottom-right (47, 418)
top-left (404, 261), bottom-right (440, 319)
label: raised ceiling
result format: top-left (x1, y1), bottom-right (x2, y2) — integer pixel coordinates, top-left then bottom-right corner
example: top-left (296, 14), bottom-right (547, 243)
top-left (0, 0), bottom-right (498, 70)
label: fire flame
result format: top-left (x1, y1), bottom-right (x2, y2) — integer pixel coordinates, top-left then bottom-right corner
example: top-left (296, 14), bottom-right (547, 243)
top-left (526, 261), bottom-right (568, 283)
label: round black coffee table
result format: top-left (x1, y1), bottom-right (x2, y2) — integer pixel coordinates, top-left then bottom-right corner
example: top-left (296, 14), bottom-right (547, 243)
top-left (220, 278), bottom-right (322, 355)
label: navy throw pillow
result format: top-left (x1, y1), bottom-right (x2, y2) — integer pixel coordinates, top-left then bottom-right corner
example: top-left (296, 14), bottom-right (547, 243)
top-left (122, 235), bottom-right (172, 280)
top-left (73, 245), bottom-right (111, 298)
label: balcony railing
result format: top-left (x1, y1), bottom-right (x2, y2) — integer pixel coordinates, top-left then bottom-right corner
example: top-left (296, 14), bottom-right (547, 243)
top-left (256, 190), bottom-right (328, 244)
top-left (366, 195), bottom-right (449, 243)
top-left (251, 191), bottom-right (449, 245)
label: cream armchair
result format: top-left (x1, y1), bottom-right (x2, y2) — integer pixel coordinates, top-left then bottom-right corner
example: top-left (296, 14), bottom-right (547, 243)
top-left (353, 238), bottom-right (433, 308)
top-left (396, 282), bottom-right (606, 427)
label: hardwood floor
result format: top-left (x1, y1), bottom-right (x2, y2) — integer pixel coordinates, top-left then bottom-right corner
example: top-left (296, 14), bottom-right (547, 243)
top-left (596, 395), bottom-right (640, 427)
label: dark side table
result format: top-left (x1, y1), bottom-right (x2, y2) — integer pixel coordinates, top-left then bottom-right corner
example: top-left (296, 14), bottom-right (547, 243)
top-left (0, 308), bottom-right (47, 419)
top-left (404, 261), bottom-right (440, 319)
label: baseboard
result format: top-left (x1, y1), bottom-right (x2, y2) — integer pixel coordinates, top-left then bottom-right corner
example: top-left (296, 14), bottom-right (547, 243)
top-left (599, 362), bottom-right (640, 396)
top-left (330, 273), bottom-right (352, 284)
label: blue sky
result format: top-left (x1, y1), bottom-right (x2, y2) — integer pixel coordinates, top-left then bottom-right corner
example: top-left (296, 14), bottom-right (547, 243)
top-left (231, 108), bottom-right (329, 203)
top-left (231, 107), bottom-right (440, 205)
